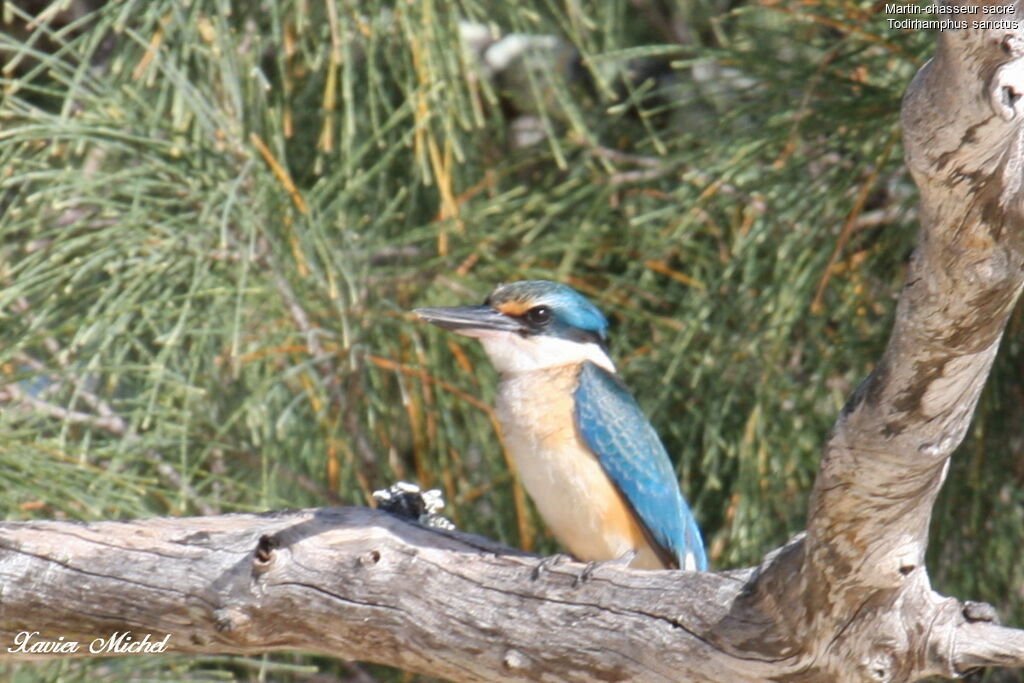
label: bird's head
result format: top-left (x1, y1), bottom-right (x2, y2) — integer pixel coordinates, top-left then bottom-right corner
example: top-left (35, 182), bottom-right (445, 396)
top-left (415, 280), bottom-right (615, 374)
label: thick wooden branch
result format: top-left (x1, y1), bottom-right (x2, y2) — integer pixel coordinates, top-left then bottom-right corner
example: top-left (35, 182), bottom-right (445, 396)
top-left (0, 508), bottom-right (763, 680)
top-left (4, 7), bottom-right (1024, 682)
top-left (780, 9), bottom-right (1024, 679)
top-left (808, 13), bottom-right (1024, 599)
top-left (0, 509), bottom-right (1019, 681)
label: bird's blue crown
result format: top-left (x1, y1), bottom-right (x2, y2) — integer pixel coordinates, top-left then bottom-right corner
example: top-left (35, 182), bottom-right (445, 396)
top-left (486, 280), bottom-right (609, 342)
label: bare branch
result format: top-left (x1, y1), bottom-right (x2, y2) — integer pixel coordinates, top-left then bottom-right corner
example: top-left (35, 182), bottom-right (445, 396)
top-left (1, 510), bottom-right (1023, 681)
top-left (953, 622), bottom-right (1024, 673)
top-left (804, 13), bottom-right (1024, 601)
top-left (0, 509), bottom-right (762, 681)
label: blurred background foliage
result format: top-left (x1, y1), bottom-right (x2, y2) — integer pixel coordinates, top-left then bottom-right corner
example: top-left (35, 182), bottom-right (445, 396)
top-left (0, 0), bottom-right (1021, 680)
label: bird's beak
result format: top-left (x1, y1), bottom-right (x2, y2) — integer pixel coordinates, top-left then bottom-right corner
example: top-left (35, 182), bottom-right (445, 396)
top-left (414, 306), bottom-right (524, 337)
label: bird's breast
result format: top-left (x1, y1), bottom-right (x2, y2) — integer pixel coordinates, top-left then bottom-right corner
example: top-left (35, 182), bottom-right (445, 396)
top-left (496, 365), bottom-right (664, 568)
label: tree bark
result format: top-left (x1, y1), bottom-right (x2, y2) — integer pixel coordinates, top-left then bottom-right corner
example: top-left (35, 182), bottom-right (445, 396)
top-left (4, 7), bottom-right (1024, 682)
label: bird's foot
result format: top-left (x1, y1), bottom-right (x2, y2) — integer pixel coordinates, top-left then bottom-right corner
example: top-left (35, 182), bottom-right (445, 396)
top-left (573, 550), bottom-right (637, 587)
top-left (531, 553), bottom-right (574, 581)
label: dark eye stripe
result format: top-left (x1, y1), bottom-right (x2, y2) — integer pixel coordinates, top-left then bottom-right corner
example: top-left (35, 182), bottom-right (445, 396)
top-left (522, 312), bottom-right (607, 349)
top-left (561, 325), bottom-right (608, 349)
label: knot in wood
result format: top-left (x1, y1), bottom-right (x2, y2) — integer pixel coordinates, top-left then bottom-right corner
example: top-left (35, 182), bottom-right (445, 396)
top-left (864, 652), bottom-right (895, 682)
top-left (991, 58), bottom-right (1024, 121)
top-left (357, 549), bottom-right (382, 568)
top-left (502, 648), bottom-right (531, 672)
top-left (1003, 33), bottom-right (1024, 58)
top-left (253, 534), bottom-right (277, 568)
top-left (214, 607), bottom-right (251, 635)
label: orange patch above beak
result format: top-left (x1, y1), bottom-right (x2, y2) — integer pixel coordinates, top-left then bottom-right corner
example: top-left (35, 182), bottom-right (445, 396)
top-left (494, 300), bottom-right (533, 317)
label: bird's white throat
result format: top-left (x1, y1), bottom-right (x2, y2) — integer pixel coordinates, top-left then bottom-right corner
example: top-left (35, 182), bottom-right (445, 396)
top-left (469, 330), bottom-right (616, 374)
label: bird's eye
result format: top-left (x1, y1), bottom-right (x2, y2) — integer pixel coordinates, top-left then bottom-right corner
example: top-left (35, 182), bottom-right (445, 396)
top-left (526, 306), bottom-right (553, 326)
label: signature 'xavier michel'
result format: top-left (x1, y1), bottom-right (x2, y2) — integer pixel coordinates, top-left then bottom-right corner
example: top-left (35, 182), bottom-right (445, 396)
top-left (416, 280), bottom-right (706, 571)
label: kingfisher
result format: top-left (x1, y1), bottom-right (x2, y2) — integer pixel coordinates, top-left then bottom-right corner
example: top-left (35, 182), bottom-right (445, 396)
top-left (415, 280), bottom-right (707, 571)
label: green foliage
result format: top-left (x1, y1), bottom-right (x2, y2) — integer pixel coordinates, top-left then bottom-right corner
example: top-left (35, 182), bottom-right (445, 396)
top-left (1, 0), bottom-right (1020, 679)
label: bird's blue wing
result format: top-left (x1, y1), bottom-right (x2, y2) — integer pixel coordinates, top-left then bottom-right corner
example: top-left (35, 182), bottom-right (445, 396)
top-left (574, 361), bottom-right (707, 570)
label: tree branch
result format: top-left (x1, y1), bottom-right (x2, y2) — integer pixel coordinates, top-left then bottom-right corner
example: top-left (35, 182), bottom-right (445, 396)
top-left (0, 508), bottom-right (768, 681)
top-left (953, 622), bottom-right (1024, 672)
top-left (0, 508), bottom-right (1018, 680)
